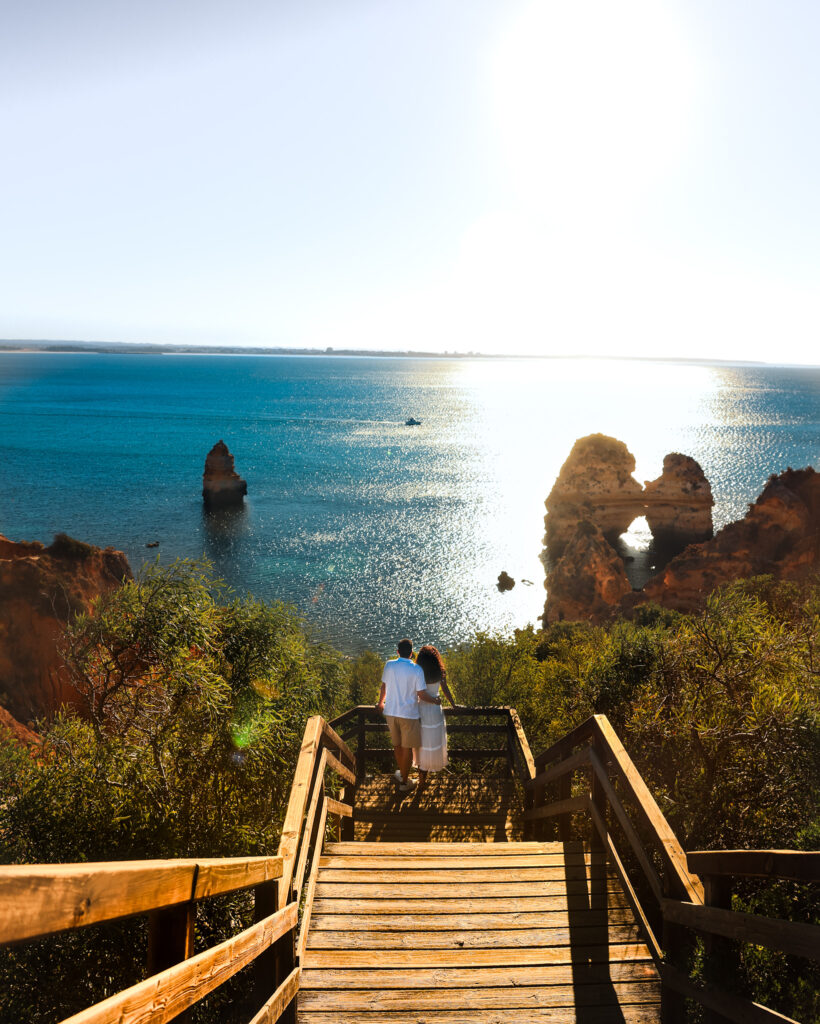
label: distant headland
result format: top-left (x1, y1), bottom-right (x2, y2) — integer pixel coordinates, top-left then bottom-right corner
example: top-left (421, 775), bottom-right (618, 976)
top-left (0, 339), bottom-right (780, 365)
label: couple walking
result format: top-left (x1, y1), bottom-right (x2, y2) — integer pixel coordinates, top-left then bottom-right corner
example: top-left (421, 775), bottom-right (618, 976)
top-left (377, 638), bottom-right (455, 793)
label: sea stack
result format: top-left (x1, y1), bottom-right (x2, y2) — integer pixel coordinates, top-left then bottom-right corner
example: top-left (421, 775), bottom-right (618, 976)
top-left (643, 453), bottom-right (714, 550)
top-left (202, 440), bottom-right (247, 507)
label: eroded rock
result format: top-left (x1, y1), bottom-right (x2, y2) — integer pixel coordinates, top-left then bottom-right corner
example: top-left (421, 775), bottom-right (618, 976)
top-left (543, 520), bottom-right (633, 624)
top-left (643, 453), bottom-right (713, 550)
top-left (203, 440), bottom-right (248, 507)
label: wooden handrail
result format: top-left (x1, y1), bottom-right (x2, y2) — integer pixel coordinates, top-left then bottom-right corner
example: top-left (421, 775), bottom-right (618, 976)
top-left (687, 850), bottom-right (820, 881)
top-left (0, 856), bottom-right (282, 945)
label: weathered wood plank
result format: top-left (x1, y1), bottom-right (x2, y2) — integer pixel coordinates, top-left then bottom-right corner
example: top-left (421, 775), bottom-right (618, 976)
top-left (311, 892), bottom-right (629, 914)
top-left (277, 716), bottom-right (324, 908)
top-left (318, 854), bottom-right (598, 870)
top-left (246, 966), bottom-right (300, 1024)
top-left (293, 749), bottom-right (328, 902)
top-left (297, 800), bottom-right (329, 961)
top-left (523, 796), bottom-right (591, 822)
top-left (301, 942), bottom-right (654, 969)
top-left (301, 961), bottom-right (659, 988)
top-left (326, 798), bottom-right (353, 819)
top-left (686, 851), bottom-right (820, 883)
top-left (325, 749), bottom-right (356, 785)
top-left (297, 1007), bottom-right (661, 1024)
top-left (298, 980), bottom-right (661, 1010)
top-left (324, 842), bottom-right (571, 855)
top-left (661, 964), bottom-right (798, 1024)
top-left (319, 718), bottom-right (356, 769)
top-left (314, 880), bottom-right (614, 899)
top-left (305, 924), bottom-right (644, 949)
top-left (58, 903), bottom-right (297, 1024)
top-left (526, 747), bottom-right (592, 790)
top-left (662, 899), bottom-right (820, 962)
top-left (0, 857), bottom-right (282, 946)
top-left (310, 908), bottom-right (636, 931)
top-left (318, 867), bottom-right (610, 884)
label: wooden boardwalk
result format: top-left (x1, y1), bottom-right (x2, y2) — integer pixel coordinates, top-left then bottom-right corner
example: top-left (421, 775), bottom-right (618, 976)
top-left (300, 839), bottom-right (661, 1023)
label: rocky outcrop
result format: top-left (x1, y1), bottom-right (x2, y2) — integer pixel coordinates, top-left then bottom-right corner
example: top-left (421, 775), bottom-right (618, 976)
top-left (0, 704), bottom-right (39, 746)
top-left (0, 533), bottom-right (132, 724)
top-left (497, 571), bottom-right (515, 592)
top-left (643, 453), bottom-right (713, 550)
top-left (202, 441), bottom-right (247, 507)
top-left (543, 466), bottom-right (819, 623)
top-left (544, 435), bottom-right (644, 559)
top-left (544, 521), bottom-right (633, 624)
top-left (632, 467), bottom-right (820, 614)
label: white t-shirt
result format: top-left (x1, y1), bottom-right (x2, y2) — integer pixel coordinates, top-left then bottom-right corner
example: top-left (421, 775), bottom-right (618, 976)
top-left (382, 657), bottom-right (427, 719)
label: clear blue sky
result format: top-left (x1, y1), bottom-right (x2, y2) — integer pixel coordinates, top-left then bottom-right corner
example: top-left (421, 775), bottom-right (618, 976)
top-left (2, 0), bottom-right (818, 363)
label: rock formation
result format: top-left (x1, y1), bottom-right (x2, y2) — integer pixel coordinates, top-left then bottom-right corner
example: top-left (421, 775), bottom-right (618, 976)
top-left (203, 440), bottom-right (247, 507)
top-left (0, 533), bottom-right (132, 725)
top-left (632, 467), bottom-right (820, 614)
top-left (643, 453), bottom-right (713, 550)
top-left (543, 520), bottom-right (632, 624)
top-left (542, 464), bottom-right (819, 624)
top-left (497, 571), bottom-right (515, 592)
top-left (544, 434), bottom-right (644, 560)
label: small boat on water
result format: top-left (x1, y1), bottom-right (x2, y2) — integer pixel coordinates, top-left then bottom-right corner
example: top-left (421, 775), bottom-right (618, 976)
top-left (405, 417), bottom-right (422, 426)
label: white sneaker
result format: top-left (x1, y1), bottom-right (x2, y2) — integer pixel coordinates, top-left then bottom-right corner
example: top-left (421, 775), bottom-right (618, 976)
top-left (398, 778), bottom-right (417, 793)
top-left (394, 770), bottom-right (403, 784)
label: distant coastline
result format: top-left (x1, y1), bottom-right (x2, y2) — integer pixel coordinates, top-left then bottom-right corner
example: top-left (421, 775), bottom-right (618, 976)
top-left (0, 339), bottom-right (795, 367)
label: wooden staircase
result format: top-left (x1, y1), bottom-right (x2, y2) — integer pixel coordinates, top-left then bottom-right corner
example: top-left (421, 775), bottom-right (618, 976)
top-left (300, 839), bottom-right (661, 1023)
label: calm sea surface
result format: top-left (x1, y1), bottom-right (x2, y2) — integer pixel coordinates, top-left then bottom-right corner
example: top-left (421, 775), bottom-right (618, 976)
top-left (0, 354), bottom-right (818, 654)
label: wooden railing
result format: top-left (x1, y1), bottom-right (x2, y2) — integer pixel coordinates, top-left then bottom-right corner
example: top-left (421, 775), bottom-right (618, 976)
top-left (524, 713), bottom-right (820, 1024)
top-left (329, 704), bottom-right (536, 782)
top-left (0, 714), bottom-right (355, 1024)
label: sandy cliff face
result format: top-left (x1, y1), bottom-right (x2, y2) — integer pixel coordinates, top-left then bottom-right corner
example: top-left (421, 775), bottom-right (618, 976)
top-left (543, 521), bottom-right (632, 624)
top-left (0, 533), bottom-right (132, 724)
top-left (202, 440), bottom-right (248, 506)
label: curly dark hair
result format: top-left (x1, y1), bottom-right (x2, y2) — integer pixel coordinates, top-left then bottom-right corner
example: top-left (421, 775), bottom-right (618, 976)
top-left (415, 644), bottom-right (445, 684)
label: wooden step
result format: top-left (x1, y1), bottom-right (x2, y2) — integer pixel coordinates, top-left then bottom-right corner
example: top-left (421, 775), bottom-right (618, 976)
top-left (300, 838), bottom-right (661, 1022)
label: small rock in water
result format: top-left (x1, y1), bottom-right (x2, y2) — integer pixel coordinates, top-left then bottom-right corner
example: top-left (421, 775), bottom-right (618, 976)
top-left (497, 571), bottom-right (515, 592)
top-left (146, 541), bottom-right (160, 548)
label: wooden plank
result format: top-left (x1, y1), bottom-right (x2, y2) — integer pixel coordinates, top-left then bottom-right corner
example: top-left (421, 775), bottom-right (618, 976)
top-left (298, 1009), bottom-right (661, 1024)
top-left (58, 903), bottom-right (297, 1024)
top-left (325, 749), bottom-right (356, 786)
top-left (526, 747), bottom-right (592, 790)
top-left (534, 718), bottom-right (597, 770)
top-left (661, 964), bottom-right (798, 1024)
top-left (318, 854), bottom-right (596, 869)
top-left (318, 867), bottom-right (608, 884)
top-left (509, 708), bottom-right (537, 781)
top-left (686, 850), bottom-right (820, 883)
top-left (247, 966), bottom-right (301, 1024)
top-left (592, 716), bottom-right (703, 904)
top-left (310, 908), bottom-right (637, 931)
top-left (523, 796), bottom-right (590, 822)
top-left (587, 748), bottom-right (663, 904)
top-left (323, 842), bottom-right (572, 855)
top-left (298, 980), bottom-right (661, 1010)
top-left (293, 749), bottom-right (328, 902)
top-left (319, 718), bottom-right (356, 770)
top-left (311, 892), bottom-right (629, 914)
top-left (277, 716), bottom-right (324, 908)
top-left (306, 924), bottom-right (644, 950)
top-left (302, 961), bottom-right (659, 989)
top-left (662, 899), bottom-right (820, 961)
top-left (326, 798), bottom-right (353, 819)
top-left (314, 880), bottom-right (616, 899)
top-left (301, 942), bottom-right (654, 969)
top-left (0, 857), bottom-right (282, 946)
top-left (297, 1008), bottom-right (661, 1024)
top-left (297, 799), bottom-right (329, 961)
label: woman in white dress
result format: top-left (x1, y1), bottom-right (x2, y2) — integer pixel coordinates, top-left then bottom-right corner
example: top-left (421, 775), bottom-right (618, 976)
top-left (413, 645), bottom-right (456, 792)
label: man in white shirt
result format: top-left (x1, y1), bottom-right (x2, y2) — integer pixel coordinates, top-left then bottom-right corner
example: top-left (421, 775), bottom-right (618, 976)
top-left (377, 638), bottom-right (442, 792)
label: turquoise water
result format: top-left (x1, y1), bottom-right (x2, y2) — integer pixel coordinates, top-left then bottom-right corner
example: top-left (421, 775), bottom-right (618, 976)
top-left (0, 354), bottom-right (818, 654)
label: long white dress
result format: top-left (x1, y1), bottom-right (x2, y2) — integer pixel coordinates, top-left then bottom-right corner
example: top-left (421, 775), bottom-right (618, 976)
top-left (414, 682), bottom-right (448, 771)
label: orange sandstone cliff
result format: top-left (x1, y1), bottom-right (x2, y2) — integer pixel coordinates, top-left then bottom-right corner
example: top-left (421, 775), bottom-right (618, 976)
top-left (0, 533), bottom-right (132, 727)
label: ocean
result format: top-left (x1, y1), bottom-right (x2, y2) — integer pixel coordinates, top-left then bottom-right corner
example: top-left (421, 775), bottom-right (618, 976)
top-left (1, 353), bottom-right (818, 655)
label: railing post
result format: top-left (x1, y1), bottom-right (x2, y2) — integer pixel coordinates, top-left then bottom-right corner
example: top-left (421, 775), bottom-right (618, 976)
top-left (505, 713), bottom-right (516, 780)
top-left (146, 898), bottom-right (196, 1024)
top-left (556, 739), bottom-right (573, 842)
top-left (661, 913), bottom-right (688, 1024)
top-left (356, 709), bottom-right (367, 781)
top-left (273, 912), bottom-right (297, 1024)
top-left (590, 735), bottom-right (607, 850)
top-left (702, 872), bottom-right (735, 1024)
top-left (251, 879), bottom-right (279, 1012)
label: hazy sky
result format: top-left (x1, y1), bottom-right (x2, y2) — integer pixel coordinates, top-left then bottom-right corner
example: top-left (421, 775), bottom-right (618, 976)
top-left (2, 0), bottom-right (819, 362)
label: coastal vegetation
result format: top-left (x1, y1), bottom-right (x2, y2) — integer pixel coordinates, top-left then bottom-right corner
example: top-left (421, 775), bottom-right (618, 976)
top-left (0, 562), bottom-right (818, 1020)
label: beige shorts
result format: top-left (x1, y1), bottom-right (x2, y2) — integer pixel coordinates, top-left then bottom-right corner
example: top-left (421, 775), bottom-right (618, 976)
top-left (385, 715), bottom-right (421, 748)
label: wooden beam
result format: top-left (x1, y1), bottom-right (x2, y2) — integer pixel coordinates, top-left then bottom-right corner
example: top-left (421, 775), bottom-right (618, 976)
top-left (277, 716), bottom-right (324, 909)
top-left (525, 746), bottom-right (591, 789)
top-left (661, 964), bottom-right (798, 1024)
top-left (533, 717), bottom-right (596, 770)
top-left (247, 967), bottom-right (300, 1024)
top-left (293, 750), bottom-right (328, 903)
top-left (326, 798), bottom-right (353, 819)
top-left (297, 801), bottom-right (328, 961)
top-left (687, 851), bottom-right (820, 882)
top-left (522, 795), bottom-right (590, 821)
top-left (318, 719), bottom-right (355, 770)
top-left (57, 903), bottom-right (297, 1024)
top-left (662, 899), bottom-right (820, 962)
top-left (0, 857), bottom-right (282, 946)
top-left (324, 750), bottom-right (355, 786)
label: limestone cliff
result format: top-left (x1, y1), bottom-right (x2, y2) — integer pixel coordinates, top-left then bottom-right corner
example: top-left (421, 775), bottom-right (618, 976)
top-left (544, 434), bottom-right (644, 559)
top-left (0, 533), bottom-right (132, 724)
top-left (643, 453), bottom-right (713, 550)
top-left (203, 440), bottom-right (248, 507)
top-left (543, 521), bottom-right (633, 624)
